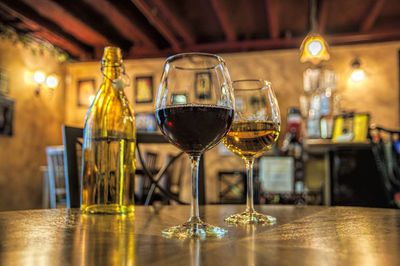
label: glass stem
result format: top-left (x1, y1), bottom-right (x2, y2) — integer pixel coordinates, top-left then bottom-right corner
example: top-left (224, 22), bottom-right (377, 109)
top-left (245, 159), bottom-right (255, 214)
top-left (189, 154), bottom-right (201, 223)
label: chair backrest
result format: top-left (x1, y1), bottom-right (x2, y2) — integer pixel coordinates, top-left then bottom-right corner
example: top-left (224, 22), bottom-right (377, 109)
top-left (165, 153), bottom-right (187, 198)
top-left (46, 146), bottom-right (66, 208)
top-left (62, 126), bottom-right (83, 208)
top-left (62, 126), bottom-right (206, 208)
top-left (136, 151), bottom-right (159, 202)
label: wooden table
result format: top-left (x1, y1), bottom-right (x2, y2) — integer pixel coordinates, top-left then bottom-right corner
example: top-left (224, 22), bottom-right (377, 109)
top-left (0, 205), bottom-right (399, 265)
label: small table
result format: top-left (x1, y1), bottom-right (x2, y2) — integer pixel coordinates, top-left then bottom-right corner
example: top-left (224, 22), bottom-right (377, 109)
top-left (0, 205), bottom-right (399, 265)
top-left (305, 139), bottom-right (371, 205)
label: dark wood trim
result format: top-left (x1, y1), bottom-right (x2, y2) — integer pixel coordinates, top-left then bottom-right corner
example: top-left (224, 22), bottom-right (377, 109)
top-left (184, 30), bottom-right (400, 53)
top-left (124, 29), bottom-right (400, 59)
top-left (327, 29), bottom-right (400, 43)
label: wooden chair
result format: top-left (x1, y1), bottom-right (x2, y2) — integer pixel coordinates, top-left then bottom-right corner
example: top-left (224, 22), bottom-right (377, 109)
top-left (142, 152), bottom-right (187, 205)
top-left (164, 153), bottom-right (187, 203)
top-left (62, 125), bottom-right (205, 208)
top-left (136, 151), bottom-right (159, 204)
top-left (218, 171), bottom-right (246, 204)
top-left (45, 146), bottom-right (67, 208)
top-left (62, 126), bottom-right (83, 208)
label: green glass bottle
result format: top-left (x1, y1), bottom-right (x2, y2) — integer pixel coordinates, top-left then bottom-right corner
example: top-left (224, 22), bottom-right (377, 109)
top-left (81, 47), bottom-right (136, 214)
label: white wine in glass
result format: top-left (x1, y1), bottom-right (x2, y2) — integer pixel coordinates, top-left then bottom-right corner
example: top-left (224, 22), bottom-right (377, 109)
top-left (155, 53), bottom-right (235, 238)
top-left (222, 79), bottom-right (280, 224)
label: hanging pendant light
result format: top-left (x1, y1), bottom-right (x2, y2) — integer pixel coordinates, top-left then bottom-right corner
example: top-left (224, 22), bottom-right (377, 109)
top-left (300, 0), bottom-right (330, 65)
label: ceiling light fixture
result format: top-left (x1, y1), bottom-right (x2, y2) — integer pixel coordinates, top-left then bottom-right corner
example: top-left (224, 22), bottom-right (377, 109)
top-left (300, 0), bottom-right (330, 65)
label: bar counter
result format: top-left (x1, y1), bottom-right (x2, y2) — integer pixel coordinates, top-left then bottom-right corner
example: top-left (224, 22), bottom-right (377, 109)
top-left (0, 205), bottom-right (399, 265)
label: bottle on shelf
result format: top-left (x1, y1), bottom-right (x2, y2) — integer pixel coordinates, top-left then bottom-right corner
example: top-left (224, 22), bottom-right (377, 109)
top-left (81, 46), bottom-right (136, 214)
top-left (320, 70), bottom-right (339, 139)
top-left (276, 107), bottom-right (306, 205)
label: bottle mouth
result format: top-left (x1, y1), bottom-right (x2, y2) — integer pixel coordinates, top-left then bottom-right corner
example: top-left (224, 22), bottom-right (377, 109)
top-left (102, 46), bottom-right (122, 66)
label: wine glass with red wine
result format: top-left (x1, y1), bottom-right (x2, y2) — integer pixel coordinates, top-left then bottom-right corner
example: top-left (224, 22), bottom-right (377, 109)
top-left (155, 53), bottom-right (234, 239)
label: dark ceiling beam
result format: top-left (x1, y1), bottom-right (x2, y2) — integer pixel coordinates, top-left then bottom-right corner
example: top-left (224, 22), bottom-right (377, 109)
top-left (210, 0), bottom-right (236, 41)
top-left (360, 0), bottom-right (386, 32)
top-left (318, 0), bottom-right (329, 33)
top-left (82, 0), bottom-right (156, 50)
top-left (21, 0), bottom-right (110, 48)
top-left (183, 30), bottom-right (400, 53)
top-left (328, 29), bottom-right (400, 43)
top-left (49, 0), bottom-right (132, 50)
top-left (0, 0), bottom-right (93, 59)
top-left (125, 28), bottom-right (400, 59)
top-left (151, 0), bottom-right (195, 45)
top-left (265, 0), bottom-right (279, 39)
top-left (130, 0), bottom-right (180, 50)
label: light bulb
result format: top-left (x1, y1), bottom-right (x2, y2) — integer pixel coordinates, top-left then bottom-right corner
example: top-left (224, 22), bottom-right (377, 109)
top-left (351, 69), bottom-right (365, 82)
top-left (33, 71), bottom-right (46, 84)
top-left (307, 40), bottom-right (323, 56)
top-left (46, 75), bottom-right (58, 88)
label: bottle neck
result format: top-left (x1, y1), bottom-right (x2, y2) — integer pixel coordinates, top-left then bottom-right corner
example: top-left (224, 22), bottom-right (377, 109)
top-left (102, 65), bottom-right (121, 84)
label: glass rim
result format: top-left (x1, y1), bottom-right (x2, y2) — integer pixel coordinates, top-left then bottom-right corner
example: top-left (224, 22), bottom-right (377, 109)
top-left (232, 79), bottom-right (271, 91)
top-left (165, 52), bottom-right (226, 71)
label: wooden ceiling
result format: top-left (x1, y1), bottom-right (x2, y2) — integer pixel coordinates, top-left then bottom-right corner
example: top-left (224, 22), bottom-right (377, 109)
top-left (1, 0), bottom-right (400, 61)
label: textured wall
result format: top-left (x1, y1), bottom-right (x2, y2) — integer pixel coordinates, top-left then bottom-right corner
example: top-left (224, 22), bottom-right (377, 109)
top-left (65, 42), bottom-right (400, 203)
top-left (0, 40), bottom-right (397, 210)
top-left (0, 39), bottom-right (65, 210)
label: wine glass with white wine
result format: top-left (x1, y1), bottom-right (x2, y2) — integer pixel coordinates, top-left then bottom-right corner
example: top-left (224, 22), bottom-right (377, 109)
top-left (222, 79), bottom-right (280, 224)
top-left (155, 53), bottom-right (235, 238)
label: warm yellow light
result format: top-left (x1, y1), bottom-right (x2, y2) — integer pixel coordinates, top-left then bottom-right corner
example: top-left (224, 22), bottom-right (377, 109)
top-left (300, 33), bottom-right (330, 65)
top-left (46, 75), bottom-right (58, 88)
top-left (33, 71), bottom-right (46, 84)
top-left (351, 69), bottom-right (365, 82)
top-left (350, 58), bottom-right (365, 82)
top-left (89, 94), bottom-right (95, 104)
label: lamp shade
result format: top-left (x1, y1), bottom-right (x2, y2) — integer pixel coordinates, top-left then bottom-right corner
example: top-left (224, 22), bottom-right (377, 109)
top-left (300, 32), bottom-right (330, 65)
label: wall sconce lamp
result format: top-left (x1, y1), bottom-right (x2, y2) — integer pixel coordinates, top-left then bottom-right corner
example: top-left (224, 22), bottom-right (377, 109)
top-left (350, 58), bottom-right (365, 82)
top-left (32, 70), bottom-right (59, 96)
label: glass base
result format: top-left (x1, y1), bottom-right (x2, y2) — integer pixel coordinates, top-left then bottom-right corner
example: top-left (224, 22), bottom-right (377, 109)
top-left (162, 219), bottom-right (227, 239)
top-left (225, 210), bottom-right (276, 225)
top-left (81, 204), bottom-right (135, 214)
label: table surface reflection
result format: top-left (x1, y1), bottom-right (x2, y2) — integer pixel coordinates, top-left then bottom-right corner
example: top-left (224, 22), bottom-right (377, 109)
top-left (0, 205), bottom-right (399, 265)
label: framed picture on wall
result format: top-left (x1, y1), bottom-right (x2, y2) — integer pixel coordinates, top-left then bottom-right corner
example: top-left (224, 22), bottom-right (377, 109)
top-left (77, 79), bottom-right (96, 107)
top-left (0, 69), bottom-right (9, 95)
top-left (135, 76), bottom-right (153, 103)
top-left (195, 72), bottom-right (211, 100)
top-left (0, 96), bottom-right (14, 137)
top-left (171, 93), bottom-right (187, 104)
